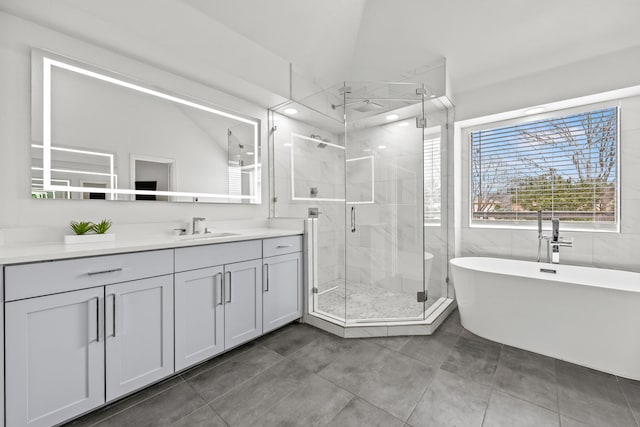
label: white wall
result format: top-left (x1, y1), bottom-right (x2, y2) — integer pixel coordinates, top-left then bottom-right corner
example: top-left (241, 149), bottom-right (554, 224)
top-left (0, 12), bottom-right (270, 234)
top-left (454, 46), bottom-right (640, 121)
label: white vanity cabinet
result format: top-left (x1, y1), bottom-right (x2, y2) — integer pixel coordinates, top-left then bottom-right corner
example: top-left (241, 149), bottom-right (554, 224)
top-left (174, 240), bottom-right (263, 370)
top-left (5, 287), bottom-right (105, 427)
top-left (4, 249), bottom-right (174, 427)
top-left (2, 233), bottom-right (304, 426)
top-left (174, 258), bottom-right (263, 371)
top-left (174, 266), bottom-right (225, 371)
top-left (262, 237), bottom-right (303, 333)
top-left (223, 259), bottom-right (263, 348)
top-left (105, 275), bottom-right (174, 401)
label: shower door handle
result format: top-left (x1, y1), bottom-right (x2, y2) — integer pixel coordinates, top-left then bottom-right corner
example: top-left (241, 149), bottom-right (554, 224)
top-left (351, 206), bottom-right (356, 233)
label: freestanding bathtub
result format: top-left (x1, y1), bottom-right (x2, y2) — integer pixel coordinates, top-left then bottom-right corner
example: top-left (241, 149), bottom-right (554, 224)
top-left (450, 257), bottom-right (640, 380)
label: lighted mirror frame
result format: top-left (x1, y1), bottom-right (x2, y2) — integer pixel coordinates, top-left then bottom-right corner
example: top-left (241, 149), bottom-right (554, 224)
top-left (32, 49), bottom-right (261, 203)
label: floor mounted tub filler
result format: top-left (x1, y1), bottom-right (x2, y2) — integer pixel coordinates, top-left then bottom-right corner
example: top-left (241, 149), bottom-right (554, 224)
top-left (450, 257), bottom-right (640, 380)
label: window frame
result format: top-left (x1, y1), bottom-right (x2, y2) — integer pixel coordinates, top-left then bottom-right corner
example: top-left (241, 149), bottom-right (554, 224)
top-left (424, 126), bottom-right (442, 227)
top-left (466, 100), bottom-right (621, 233)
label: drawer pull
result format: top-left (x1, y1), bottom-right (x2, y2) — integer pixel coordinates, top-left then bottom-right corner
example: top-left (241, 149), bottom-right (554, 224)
top-left (276, 245), bottom-right (292, 249)
top-left (88, 267), bottom-right (123, 276)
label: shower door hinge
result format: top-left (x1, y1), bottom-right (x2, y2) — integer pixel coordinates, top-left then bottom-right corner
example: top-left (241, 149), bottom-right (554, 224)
top-left (446, 276), bottom-right (450, 284)
top-left (417, 291), bottom-right (428, 303)
top-left (416, 88), bottom-right (427, 96)
top-left (416, 117), bottom-right (426, 128)
top-left (312, 287), bottom-right (319, 294)
top-left (272, 196), bottom-right (278, 203)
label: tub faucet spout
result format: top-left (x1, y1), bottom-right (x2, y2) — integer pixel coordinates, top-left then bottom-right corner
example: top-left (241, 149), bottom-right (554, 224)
top-left (548, 218), bottom-right (573, 264)
top-left (537, 214), bottom-right (573, 263)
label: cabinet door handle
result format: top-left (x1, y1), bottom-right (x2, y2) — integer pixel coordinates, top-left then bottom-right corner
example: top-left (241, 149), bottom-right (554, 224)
top-left (276, 244), bottom-right (292, 249)
top-left (264, 264), bottom-right (269, 292)
top-left (95, 296), bottom-right (100, 342)
top-left (88, 267), bottom-right (123, 276)
top-left (108, 293), bottom-right (117, 337)
top-left (226, 271), bottom-right (232, 303)
top-left (89, 296), bottom-right (100, 343)
top-left (216, 272), bottom-right (223, 306)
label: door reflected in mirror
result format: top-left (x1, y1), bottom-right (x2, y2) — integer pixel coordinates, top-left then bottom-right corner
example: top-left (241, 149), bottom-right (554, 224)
top-left (31, 49), bottom-right (261, 203)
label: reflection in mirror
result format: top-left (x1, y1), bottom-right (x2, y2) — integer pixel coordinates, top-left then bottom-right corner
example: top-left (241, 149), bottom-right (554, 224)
top-left (31, 49), bottom-right (261, 203)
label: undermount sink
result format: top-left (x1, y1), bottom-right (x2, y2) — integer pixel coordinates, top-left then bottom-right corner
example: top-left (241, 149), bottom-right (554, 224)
top-left (176, 232), bottom-right (240, 241)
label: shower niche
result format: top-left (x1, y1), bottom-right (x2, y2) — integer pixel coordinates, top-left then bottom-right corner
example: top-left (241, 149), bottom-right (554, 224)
top-left (269, 79), bottom-right (454, 336)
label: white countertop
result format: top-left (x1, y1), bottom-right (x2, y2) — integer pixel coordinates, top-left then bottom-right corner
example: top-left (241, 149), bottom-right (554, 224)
top-left (0, 227), bottom-right (303, 265)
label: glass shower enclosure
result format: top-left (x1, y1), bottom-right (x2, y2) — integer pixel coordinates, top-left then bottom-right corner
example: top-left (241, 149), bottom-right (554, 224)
top-left (270, 81), bottom-right (451, 328)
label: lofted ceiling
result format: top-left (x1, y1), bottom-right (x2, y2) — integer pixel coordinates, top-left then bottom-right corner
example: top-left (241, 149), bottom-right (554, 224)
top-left (1, 0), bottom-right (639, 102)
top-left (188, 0), bottom-right (640, 92)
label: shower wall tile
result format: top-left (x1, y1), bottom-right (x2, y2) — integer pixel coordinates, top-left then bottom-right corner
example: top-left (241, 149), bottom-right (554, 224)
top-left (402, 277), bottom-right (422, 294)
top-left (346, 266), bottom-right (361, 283)
top-left (400, 256), bottom-right (423, 282)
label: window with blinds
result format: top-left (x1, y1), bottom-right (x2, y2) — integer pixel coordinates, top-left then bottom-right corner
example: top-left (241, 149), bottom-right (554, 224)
top-left (470, 106), bottom-right (618, 229)
top-left (424, 137), bottom-right (441, 225)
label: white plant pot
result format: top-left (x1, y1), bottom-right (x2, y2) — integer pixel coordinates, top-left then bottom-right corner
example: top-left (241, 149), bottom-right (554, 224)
top-left (64, 234), bottom-right (116, 244)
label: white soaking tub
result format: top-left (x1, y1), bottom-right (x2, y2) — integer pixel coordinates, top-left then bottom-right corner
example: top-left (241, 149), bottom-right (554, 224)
top-left (450, 257), bottom-right (640, 380)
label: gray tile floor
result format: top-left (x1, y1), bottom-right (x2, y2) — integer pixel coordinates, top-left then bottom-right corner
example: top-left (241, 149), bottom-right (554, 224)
top-left (66, 310), bottom-right (640, 427)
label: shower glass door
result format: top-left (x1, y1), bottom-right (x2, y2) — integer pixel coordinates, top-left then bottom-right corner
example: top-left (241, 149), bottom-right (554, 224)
top-left (270, 79), bottom-right (450, 327)
top-left (343, 82), bottom-right (427, 323)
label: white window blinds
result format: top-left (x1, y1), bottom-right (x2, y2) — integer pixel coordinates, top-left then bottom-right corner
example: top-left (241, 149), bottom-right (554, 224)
top-left (471, 107), bottom-right (618, 228)
top-left (424, 137), bottom-right (441, 225)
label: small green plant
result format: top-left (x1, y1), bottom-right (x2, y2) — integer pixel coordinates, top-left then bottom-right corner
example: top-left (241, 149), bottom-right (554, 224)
top-left (69, 221), bottom-right (94, 235)
top-left (92, 219), bottom-right (112, 234)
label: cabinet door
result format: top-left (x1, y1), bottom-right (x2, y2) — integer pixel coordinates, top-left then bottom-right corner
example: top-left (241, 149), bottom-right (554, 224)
top-left (224, 259), bottom-right (263, 349)
top-left (105, 275), bottom-right (174, 401)
top-left (6, 287), bottom-right (104, 427)
top-left (175, 266), bottom-right (225, 371)
top-left (263, 252), bottom-right (303, 333)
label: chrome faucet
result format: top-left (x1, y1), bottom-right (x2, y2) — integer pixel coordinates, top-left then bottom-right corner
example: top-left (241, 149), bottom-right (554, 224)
top-left (537, 212), bottom-right (572, 263)
top-left (192, 217), bottom-right (206, 234)
top-left (549, 218), bottom-right (573, 264)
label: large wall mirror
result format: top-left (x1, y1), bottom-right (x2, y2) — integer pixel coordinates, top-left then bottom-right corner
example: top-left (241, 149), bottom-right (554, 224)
top-left (31, 49), bottom-right (261, 203)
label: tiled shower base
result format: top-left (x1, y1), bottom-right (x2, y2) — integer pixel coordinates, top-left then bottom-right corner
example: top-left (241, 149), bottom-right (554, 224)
top-left (316, 279), bottom-right (439, 322)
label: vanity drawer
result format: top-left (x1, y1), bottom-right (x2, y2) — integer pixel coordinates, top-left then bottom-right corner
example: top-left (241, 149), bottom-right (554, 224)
top-left (4, 249), bottom-right (173, 301)
top-left (174, 239), bottom-right (262, 272)
top-left (263, 235), bottom-right (303, 258)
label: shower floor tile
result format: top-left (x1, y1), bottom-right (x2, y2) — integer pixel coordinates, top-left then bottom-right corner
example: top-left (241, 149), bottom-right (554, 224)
top-left (316, 279), bottom-right (437, 321)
